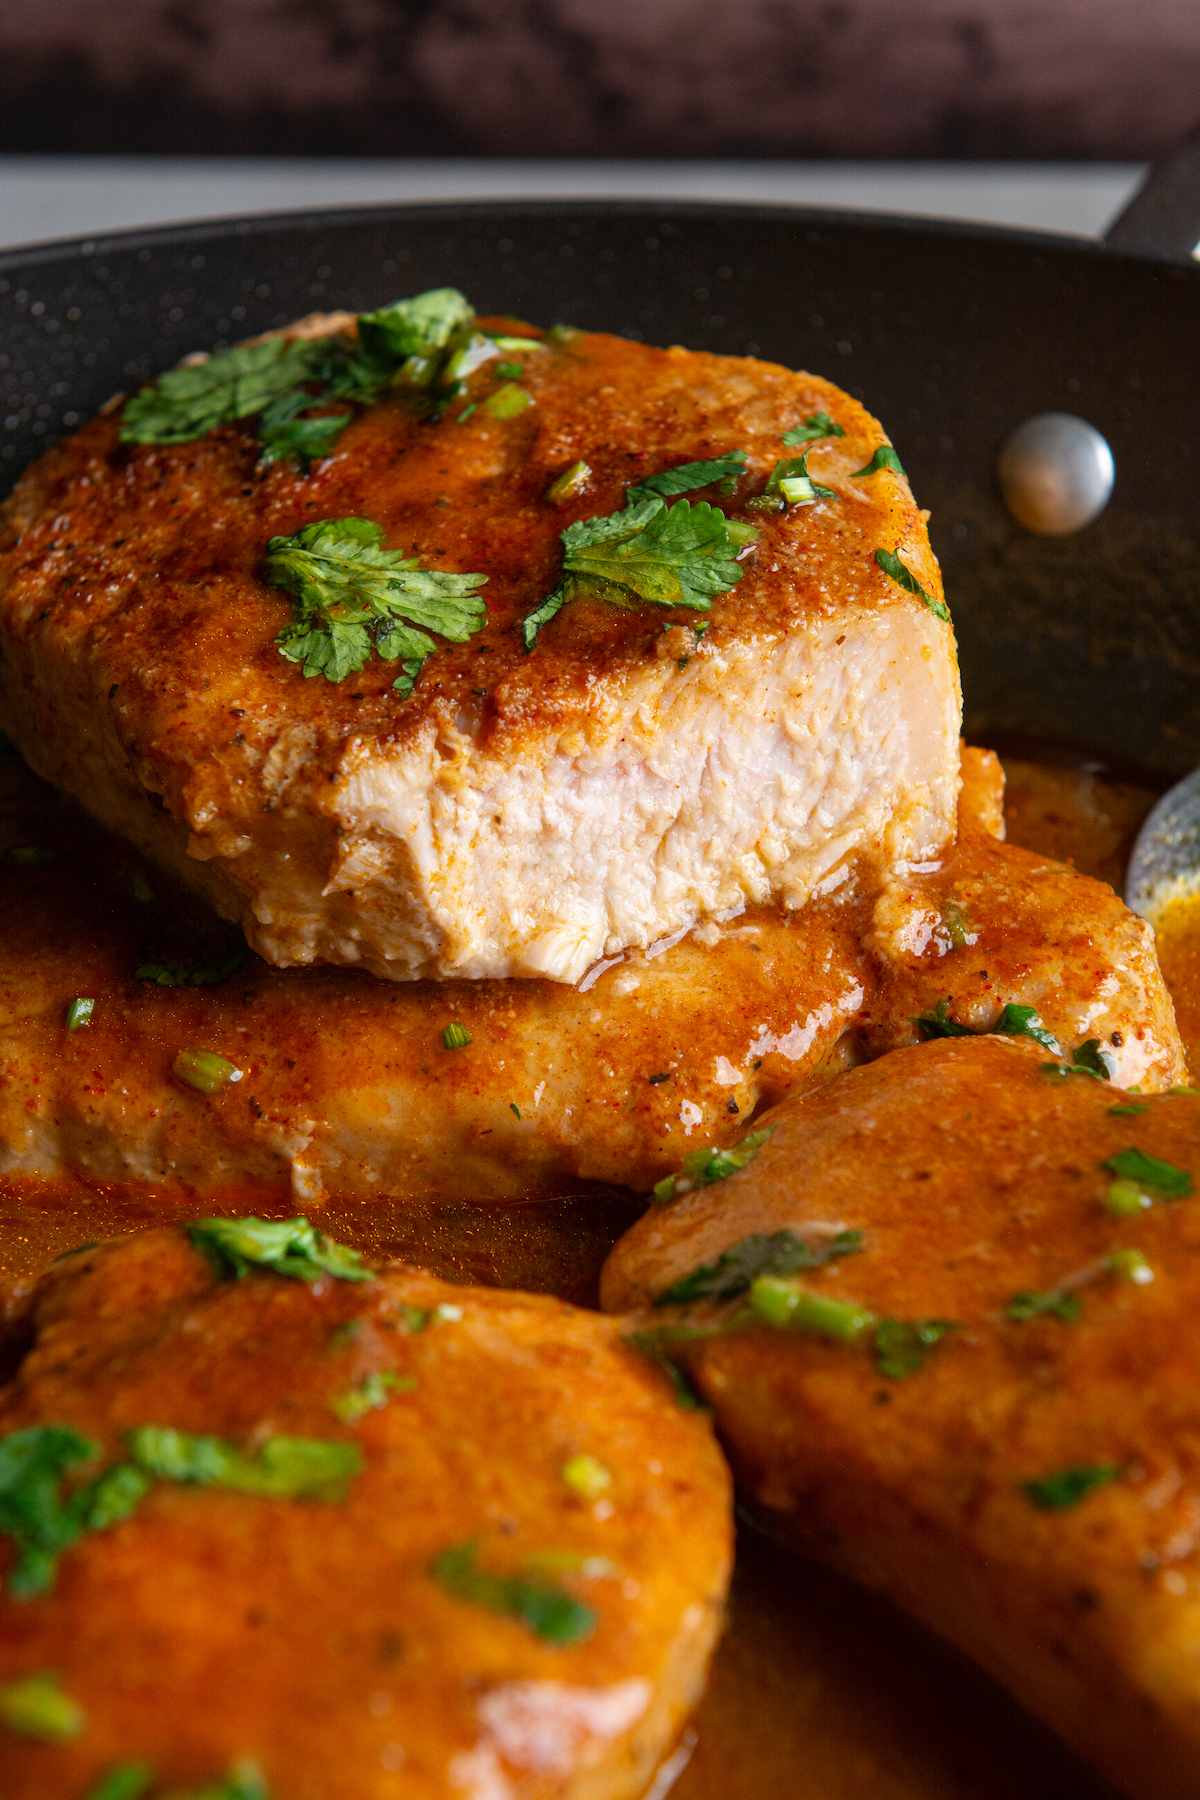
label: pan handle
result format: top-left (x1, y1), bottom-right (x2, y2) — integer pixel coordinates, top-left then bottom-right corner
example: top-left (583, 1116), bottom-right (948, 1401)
top-left (1104, 125), bottom-right (1200, 256)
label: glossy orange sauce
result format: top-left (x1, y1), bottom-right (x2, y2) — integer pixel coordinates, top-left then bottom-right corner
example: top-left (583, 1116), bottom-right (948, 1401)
top-left (0, 750), bottom-right (1168, 1799)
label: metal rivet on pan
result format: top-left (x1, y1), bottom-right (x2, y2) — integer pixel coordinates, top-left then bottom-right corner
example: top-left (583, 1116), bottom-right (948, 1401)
top-left (996, 413), bottom-right (1115, 536)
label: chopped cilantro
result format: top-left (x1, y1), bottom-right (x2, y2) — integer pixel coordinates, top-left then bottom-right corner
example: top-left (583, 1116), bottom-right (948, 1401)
top-left (400, 1306), bottom-right (430, 1333)
top-left (509, 1101), bottom-right (521, 1119)
top-left (562, 1454), bottom-right (611, 1499)
top-left (0, 1425), bottom-right (149, 1599)
top-left (1168, 1085), bottom-right (1200, 1096)
top-left (625, 449), bottom-right (747, 504)
top-left (1109, 1102), bottom-right (1148, 1116)
top-left (1005, 1288), bottom-right (1082, 1325)
top-left (493, 360), bottom-right (524, 380)
top-left (654, 1225), bottom-right (862, 1306)
top-left (135, 951), bottom-right (245, 988)
top-left (257, 391), bottom-right (350, 469)
top-left (356, 288), bottom-right (474, 368)
top-left (651, 1127), bottom-right (776, 1204)
top-left (873, 1318), bottom-right (957, 1379)
top-left (1022, 1463), bottom-right (1119, 1510)
top-left (523, 493), bottom-right (757, 649)
top-left (442, 1021), bottom-right (472, 1050)
top-left (624, 1329), bottom-right (712, 1410)
top-left (852, 444), bottom-right (906, 477)
top-left (992, 1003), bottom-right (1061, 1053)
top-left (0, 1672), bottom-right (86, 1740)
top-left (912, 999), bottom-right (974, 1040)
top-left (82, 1766), bottom-right (155, 1800)
top-left (332, 1370), bottom-right (414, 1425)
top-left (128, 1428), bottom-right (362, 1502)
top-left (782, 412), bottom-right (844, 446)
top-left (432, 1539), bottom-right (596, 1645)
top-left (266, 516), bottom-right (487, 692)
top-left (173, 1047), bottom-right (242, 1094)
top-left (120, 335), bottom-right (328, 446)
top-left (1103, 1146), bottom-right (1192, 1198)
top-left (875, 548), bottom-right (950, 623)
top-left (188, 1215), bottom-right (369, 1284)
top-left (1040, 1040), bottom-right (1114, 1082)
top-left (65, 996), bottom-right (95, 1032)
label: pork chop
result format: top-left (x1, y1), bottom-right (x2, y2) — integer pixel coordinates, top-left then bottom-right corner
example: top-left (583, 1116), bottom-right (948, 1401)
top-left (0, 294), bottom-right (961, 983)
top-left (602, 1037), bottom-right (1200, 1799)
top-left (0, 1220), bottom-right (731, 1799)
top-left (0, 746), bottom-right (1184, 1199)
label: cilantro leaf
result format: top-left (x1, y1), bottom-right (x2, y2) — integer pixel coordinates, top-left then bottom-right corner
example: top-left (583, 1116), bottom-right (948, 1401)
top-left (120, 336), bottom-right (329, 446)
top-left (782, 412), bottom-right (845, 446)
top-left (332, 1370), bottom-right (415, 1425)
top-left (912, 998), bottom-right (975, 1040)
top-left (992, 1003), bottom-right (1061, 1053)
top-left (82, 1766), bottom-right (155, 1800)
top-left (1022, 1463), bottom-right (1119, 1510)
top-left (257, 388), bottom-right (351, 469)
top-left (0, 1426), bottom-right (149, 1599)
top-left (356, 288), bottom-right (475, 365)
top-left (1073, 1039), bottom-right (1115, 1079)
top-left (875, 548), bottom-right (951, 623)
top-left (873, 1318), bottom-right (957, 1378)
top-left (266, 516), bottom-right (487, 690)
top-left (128, 1427), bottom-right (362, 1502)
top-left (188, 1215), bottom-right (370, 1284)
top-left (521, 587), bottom-right (566, 651)
top-left (655, 1226), bottom-right (862, 1306)
top-left (626, 449), bottom-right (747, 504)
top-left (135, 951), bottom-right (245, 988)
top-left (432, 1539), bottom-right (596, 1645)
top-left (1005, 1287), bottom-right (1083, 1324)
top-left (852, 444), bottom-right (906, 477)
top-left (1103, 1146), bottom-right (1193, 1198)
top-left (652, 1127), bottom-right (776, 1203)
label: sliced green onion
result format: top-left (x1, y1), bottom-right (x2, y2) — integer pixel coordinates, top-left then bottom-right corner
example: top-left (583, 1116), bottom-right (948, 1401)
top-left (173, 1047), bottom-right (242, 1094)
top-left (749, 1276), bottom-right (876, 1343)
top-left (442, 1022), bottom-right (471, 1050)
top-left (483, 383), bottom-right (532, 419)
top-left (1107, 1247), bottom-right (1154, 1285)
top-left (1105, 1177), bottom-right (1152, 1216)
top-left (562, 1453), bottom-right (611, 1500)
top-left (546, 460), bottom-right (592, 504)
top-left (0, 1672), bottom-right (86, 1740)
top-left (65, 996), bottom-right (95, 1032)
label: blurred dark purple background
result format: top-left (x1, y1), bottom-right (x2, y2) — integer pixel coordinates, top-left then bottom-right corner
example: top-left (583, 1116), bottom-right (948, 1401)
top-left (1, 0), bottom-right (1197, 160)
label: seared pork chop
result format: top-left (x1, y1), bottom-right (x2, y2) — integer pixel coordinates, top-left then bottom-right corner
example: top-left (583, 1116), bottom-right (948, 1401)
top-left (0, 748), bottom-right (1184, 1198)
top-left (0, 1222), bottom-right (731, 1799)
top-left (0, 301), bottom-right (960, 983)
top-left (602, 1037), bottom-right (1200, 1799)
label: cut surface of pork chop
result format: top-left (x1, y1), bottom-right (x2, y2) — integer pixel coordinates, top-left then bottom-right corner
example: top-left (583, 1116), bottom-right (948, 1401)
top-left (0, 748), bottom-right (1184, 1200)
top-left (0, 304), bottom-right (960, 982)
top-left (0, 1224), bottom-right (732, 1799)
top-left (601, 1037), bottom-right (1200, 1799)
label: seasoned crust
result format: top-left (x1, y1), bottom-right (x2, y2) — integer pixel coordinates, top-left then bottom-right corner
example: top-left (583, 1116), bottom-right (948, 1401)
top-left (0, 321), bottom-right (960, 982)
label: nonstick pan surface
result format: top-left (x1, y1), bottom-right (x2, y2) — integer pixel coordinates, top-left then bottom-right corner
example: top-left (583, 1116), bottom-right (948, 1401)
top-left (0, 199), bottom-right (1197, 775)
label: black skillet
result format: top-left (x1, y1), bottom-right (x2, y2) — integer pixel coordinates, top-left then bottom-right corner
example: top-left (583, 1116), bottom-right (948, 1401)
top-left (0, 147), bottom-right (1197, 776)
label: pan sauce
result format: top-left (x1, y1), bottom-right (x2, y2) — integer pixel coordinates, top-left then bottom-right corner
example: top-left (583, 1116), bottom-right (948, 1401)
top-left (0, 749), bottom-right (1172, 1798)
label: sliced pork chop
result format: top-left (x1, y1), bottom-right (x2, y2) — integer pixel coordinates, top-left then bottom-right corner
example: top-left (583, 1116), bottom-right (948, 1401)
top-left (0, 306), bottom-right (960, 983)
top-left (601, 1037), bottom-right (1200, 1799)
top-left (0, 749), bottom-right (1184, 1200)
top-left (0, 1222), bottom-right (732, 1798)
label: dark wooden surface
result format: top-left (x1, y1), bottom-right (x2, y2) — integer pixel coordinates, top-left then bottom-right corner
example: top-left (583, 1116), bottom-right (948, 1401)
top-left (2, 0), bottom-right (1198, 159)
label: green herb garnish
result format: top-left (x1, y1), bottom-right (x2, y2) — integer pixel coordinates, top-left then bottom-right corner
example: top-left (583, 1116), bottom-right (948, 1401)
top-left (748, 1278), bottom-right (877, 1343)
top-left (4, 846), bottom-right (60, 865)
top-left (654, 1226), bottom-right (862, 1306)
top-left (442, 1021), bottom-right (472, 1050)
top-left (1109, 1102), bottom-right (1148, 1116)
top-left (873, 1318), bottom-right (957, 1379)
top-left (266, 516), bottom-right (487, 694)
top-left (173, 1047), bottom-right (241, 1094)
top-left (431, 1539), bottom-right (596, 1645)
top-left (127, 1427), bottom-right (362, 1502)
top-left (651, 1127), bottom-right (775, 1204)
top-left (1103, 1146), bottom-right (1192, 1198)
top-left (0, 1426), bottom-right (149, 1599)
top-left (546, 460), bottom-right (592, 504)
top-left (562, 1454), bottom-right (611, 1499)
top-left (523, 494), bottom-right (757, 650)
top-left (257, 390), bottom-right (351, 469)
top-left (332, 1370), bottom-right (414, 1425)
top-left (624, 1329), bottom-right (713, 1410)
top-left (82, 1765), bottom-right (155, 1800)
top-left (1040, 1039), bottom-right (1115, 1082)
top-left (782, 412), bottom-right (844, 446)
top-left (625, 450), bottom-right (747, 504)
top-left (765, 453), bottom-right (836, 505)
top-left (120, 335), bottom-right (328, 446)
top-left (1022, 1463), bottom-right (1119, 1510)
top-left (992, 1003), bottom-right (1061, 1053)
top-left (135, 951), bottom-right (245, 988)
top-left (875, 547), bottom-right (950, 623)
top-left (912, 998), bottom-right (975, 1039)
top-left (188, 1215), bottom-right (369, 1284)
top-left (1005, 1287), bottom-right (1083, 1325)
top-left (0, 1672), bottom-right (86, 1740)
top-left (852, 444), bottom-right (905, 477)
top-left (65, 996), bottom-right (95, 1032)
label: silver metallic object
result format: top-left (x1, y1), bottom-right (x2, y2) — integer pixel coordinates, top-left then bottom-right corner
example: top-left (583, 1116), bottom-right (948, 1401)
top-left (1126, 766), bottom-right (1200, 925)
top-left (996, 412), bottom-right (1115, 536)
